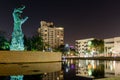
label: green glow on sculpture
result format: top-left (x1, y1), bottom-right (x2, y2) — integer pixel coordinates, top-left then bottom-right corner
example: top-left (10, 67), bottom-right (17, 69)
top-left (10, 5), bottom-right (28, 51)
top-left (10, 5), bottom-right (28, 80)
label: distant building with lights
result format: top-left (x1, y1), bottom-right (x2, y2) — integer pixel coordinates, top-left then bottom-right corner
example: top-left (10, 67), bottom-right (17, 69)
top-left (38, 21), bottom-right (64, 50)
top-left (104, 37), bottom-right (120, 56)
top-left (104, 38), bottom-right (114, 55)
top-left (75, 38), bottom-right (94, 54)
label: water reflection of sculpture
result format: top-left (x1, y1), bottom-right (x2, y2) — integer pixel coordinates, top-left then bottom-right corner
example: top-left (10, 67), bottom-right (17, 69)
top-left (10, 5), bottom-right (28, 51)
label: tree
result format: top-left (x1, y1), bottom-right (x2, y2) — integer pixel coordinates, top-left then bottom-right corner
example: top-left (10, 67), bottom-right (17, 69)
top-left (31, 35), bottom-right (44, 51)
top-left (88, 39), bottom-right (104, 54)
top-left (55, 44), bottom-right (65, 52)
top-left (24, 35), bottom-right (44, 51)
top-left (0, 31), bottom-right (10, 50)
top-left (24, 36), bottom-right (32, 50)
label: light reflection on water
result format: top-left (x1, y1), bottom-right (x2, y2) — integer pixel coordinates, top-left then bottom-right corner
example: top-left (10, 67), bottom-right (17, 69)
top-left (62, 59), bottom-right (120, 80)
top-left (0, 62), bottom-right (62, 80)
top-left (0, 60), bottom-right (120, 80)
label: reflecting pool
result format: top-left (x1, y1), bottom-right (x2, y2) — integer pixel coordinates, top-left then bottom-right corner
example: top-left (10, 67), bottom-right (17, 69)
top-left (0, 59), bottom-right (120, 80)
top-left (63, 59), bottom-right (120, 80)
top-left (0, 62), bottom-right (62, 80)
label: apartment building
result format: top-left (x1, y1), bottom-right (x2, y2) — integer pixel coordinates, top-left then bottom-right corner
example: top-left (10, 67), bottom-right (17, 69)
top-left (38, 21), bottom-right (64, 49)
top-left (75, 37), bottom-right (120, 56)
top-left (75, 38), bottom-right (94, 54)
top-left (104, 38), bottom-right (114, 55)
top-left (104, 37), bottom-right (120, 55)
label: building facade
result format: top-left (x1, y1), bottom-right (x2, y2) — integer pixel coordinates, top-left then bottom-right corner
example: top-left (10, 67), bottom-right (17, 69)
top-left (38, 21), bottom-right (64, 50)
top-left (75, 38), bottom-right (94, 54)
top-left (104, 37), bottom-right (120, 56)
top-left (104, 38), bottom-right (114, 56)
top-left (75, 37), bottom-right (120, 57)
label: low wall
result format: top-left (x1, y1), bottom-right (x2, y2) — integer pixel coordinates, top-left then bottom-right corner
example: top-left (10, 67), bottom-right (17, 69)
top-left (0, 51), bottom-right (62, 63)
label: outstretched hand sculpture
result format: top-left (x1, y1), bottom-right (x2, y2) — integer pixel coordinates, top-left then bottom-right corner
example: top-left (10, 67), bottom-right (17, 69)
top-left (10, 5), bottom-right (28, 80)
top-left (13, 5), bottom-right (28, 31)
top-left (10, 5), bottom-right (28, 51)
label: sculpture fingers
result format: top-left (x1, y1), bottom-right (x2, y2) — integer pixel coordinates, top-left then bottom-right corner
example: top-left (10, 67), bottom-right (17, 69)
top-left (18, 5), bottom-right (25, 10)
top-left (21, 17), bottom-right (28, 24)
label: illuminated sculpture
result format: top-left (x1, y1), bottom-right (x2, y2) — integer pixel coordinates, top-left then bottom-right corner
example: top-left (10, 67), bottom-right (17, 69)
top-left (10, 5), bottom-right (28, 51)
top-left (10, 5), bottom-right (28, 80)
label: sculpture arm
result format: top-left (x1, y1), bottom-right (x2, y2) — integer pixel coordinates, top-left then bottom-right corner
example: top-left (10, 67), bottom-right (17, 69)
top-left (21, 17), bottom-right (28, 24)
top-left (18, 5), bottom-right (25, 11)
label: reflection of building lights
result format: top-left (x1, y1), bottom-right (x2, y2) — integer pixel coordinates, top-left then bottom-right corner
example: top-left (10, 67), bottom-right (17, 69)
top-left (57, 77), bottom-right (60, 80)
top-left (109, 61), bottom-right (113, 71)
top-left (65, 59), bottom-right (67, 62)
top-left (78, 62), bottom-right (81, 67)
top-left (67, 61), bottom-right (70, 67)
top-left (88, 63), bottom-right (92, 76)
top-left (44, 72), bottom-right (47, 76)
top-left (71, 64), bottom-right (75, 69)
top-left (70, 59), bottom-right (73, 64)
top-left (66, 68), bottom-right (69, 72)
top-left (113, 61), bottom-right (115, 70)
top-left (62, 58), bottom-right (66, 61)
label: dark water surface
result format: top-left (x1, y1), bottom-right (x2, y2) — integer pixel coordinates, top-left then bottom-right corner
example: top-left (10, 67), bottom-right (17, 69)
top-left (0, 59), bottom-right (120, 80)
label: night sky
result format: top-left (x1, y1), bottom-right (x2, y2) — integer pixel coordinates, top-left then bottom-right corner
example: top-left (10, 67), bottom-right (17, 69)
top-left (1, 0), bottom-right (120, 46)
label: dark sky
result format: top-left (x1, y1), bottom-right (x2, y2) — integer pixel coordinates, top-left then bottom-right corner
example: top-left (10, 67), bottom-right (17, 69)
top-left (1, 0), bottom-right (120, 46)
